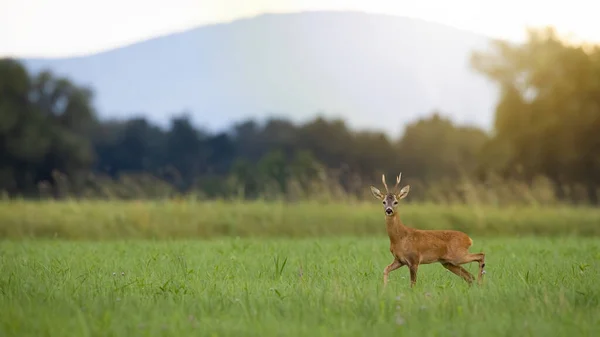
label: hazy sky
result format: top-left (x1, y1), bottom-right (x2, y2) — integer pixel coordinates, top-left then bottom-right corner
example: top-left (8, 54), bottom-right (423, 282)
top-left (1, 0), bottom-right (597, 57)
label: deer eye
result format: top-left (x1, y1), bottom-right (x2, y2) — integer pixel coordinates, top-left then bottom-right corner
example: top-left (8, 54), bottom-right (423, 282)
top-left (382, 201), bottom-right (386, 204)
top-left (393, 201), bottom-right (398, 205)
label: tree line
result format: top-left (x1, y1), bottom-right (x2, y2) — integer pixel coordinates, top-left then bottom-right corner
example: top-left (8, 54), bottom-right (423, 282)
top-left (1, 28), bottom-right (599, 204)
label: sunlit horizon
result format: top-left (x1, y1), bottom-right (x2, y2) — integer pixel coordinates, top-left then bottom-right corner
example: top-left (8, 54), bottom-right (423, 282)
top-left (1, 0), bottom-right (598, 58)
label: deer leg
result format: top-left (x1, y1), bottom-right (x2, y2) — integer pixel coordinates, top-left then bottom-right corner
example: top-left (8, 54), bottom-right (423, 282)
top-left (452, 253), bottom-right (486, 285)
top-left (441, 263), bottom-right (475, 285)
top-left (383, 260), bottom-right (403, 286)
top-left (478, 254), bottom-right (486, 284)
top-left (408, 264), bottom-right (419, 288)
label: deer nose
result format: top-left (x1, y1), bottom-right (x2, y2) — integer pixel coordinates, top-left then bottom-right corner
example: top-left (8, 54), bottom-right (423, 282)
top-left (385, 208), bottom-right (393, 215)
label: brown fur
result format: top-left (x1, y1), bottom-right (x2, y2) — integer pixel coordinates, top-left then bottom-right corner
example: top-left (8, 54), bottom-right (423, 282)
top-left (371, 174), bottom-right (486, 287)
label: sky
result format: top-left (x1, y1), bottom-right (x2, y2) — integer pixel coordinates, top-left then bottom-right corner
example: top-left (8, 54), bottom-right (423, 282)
top-left (1, 0), bottom-right (598, 58)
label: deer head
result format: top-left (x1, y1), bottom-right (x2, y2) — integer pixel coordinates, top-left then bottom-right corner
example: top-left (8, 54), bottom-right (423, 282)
top-left (370, 173), bottom-right (410, 216)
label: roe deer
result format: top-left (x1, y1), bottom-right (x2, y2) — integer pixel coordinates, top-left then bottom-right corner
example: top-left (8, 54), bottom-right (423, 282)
top-left (370, 173), bottom-right (486, 287)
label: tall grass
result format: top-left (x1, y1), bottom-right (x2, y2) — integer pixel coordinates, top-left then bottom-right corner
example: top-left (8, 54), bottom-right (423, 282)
top-left (1, 199), bottom-right (599, 240)
top-left (19, 170), bottom-right (599, 206)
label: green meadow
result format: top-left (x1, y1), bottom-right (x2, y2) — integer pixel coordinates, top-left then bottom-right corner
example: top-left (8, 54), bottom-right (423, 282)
top-left (1, 201), bottom-right (599, 336)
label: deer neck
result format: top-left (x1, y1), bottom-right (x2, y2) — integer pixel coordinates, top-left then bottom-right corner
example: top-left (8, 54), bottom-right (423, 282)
top-left (385, 213), bottom-right (409, 244)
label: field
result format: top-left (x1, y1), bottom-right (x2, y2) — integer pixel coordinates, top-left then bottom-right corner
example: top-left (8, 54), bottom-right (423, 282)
top-left (2, 200), bottom-right (600, 239)
top-left (1, 201), bottom-right (600, 336)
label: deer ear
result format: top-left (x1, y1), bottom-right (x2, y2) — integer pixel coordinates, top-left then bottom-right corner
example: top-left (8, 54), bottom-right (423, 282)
top-left (370, 186), bottom-right (384, 200)
top-left (397, 185), bottom-right (410, 199)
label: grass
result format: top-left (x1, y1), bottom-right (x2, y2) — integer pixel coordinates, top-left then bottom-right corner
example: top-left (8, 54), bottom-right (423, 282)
top-left (1, 237), bottom-right (599, 336)
top-left (1, 200), bottom-right (600, 239)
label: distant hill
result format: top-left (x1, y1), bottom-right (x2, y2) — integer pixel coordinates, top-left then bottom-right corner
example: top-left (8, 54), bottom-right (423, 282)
top-left (21, 11), bottom-right (499, 136)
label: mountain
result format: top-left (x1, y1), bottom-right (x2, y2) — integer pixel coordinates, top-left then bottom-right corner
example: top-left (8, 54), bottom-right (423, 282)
top-left (21, 11), bottom-right (499, 137)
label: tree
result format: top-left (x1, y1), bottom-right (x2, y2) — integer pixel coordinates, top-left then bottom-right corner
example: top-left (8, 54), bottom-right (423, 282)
top-left (164, 114), bottom-right (207, 191)
top-left (471, 27), bottom-right (600, 203)
top-left (93, 117), bottom-right (166, 176)
top-left (396, 112), bottom-right (489, 183)
top-left (0, 59), bottom-right (98, 196)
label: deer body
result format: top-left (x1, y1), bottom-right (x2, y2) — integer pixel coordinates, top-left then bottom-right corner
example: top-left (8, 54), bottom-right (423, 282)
top-left (371, 174), bottom-right (486, 287)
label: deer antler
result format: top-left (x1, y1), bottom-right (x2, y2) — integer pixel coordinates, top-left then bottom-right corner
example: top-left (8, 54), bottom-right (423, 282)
top-left (381, 174), bottom-right (389, 193)
top-left (393, 173), bottom-right (402, 193)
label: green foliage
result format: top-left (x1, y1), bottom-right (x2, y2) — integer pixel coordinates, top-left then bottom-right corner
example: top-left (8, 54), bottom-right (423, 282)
top-left (1, 200), bottom-right (599, 240)
top-left (1, 238), bottom-right (599, 336)
top-left (471, 27), bottom-right (600, 202)
top-left (0, 59), bottom-right (97, 196)
top-left (398, 112), bottom-right (488, 182)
